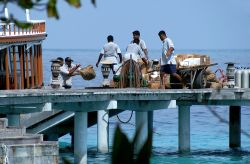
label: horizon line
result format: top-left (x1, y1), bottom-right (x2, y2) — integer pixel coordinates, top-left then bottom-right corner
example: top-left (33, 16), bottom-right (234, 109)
top-left (43, 48), bottom-right (250, 51)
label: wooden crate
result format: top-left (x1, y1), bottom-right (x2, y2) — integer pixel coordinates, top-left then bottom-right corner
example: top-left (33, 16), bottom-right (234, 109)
top-left (175, 54), bottom-right (210, 69)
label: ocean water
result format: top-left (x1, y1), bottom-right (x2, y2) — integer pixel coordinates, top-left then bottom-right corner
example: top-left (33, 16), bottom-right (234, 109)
top-left (43, 49), bottom-right (250, 163)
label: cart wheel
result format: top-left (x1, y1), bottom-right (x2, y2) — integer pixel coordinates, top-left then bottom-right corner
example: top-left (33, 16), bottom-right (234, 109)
top-left (193, 70), bottom-right (207, 89)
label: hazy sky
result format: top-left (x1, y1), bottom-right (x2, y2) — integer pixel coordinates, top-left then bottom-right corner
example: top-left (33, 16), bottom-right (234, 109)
top-left (5, 0), bottom-right (250, 50)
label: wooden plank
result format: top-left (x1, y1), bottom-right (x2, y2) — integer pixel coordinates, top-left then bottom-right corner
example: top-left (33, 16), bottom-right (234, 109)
top-left (19, 46), bottom-right (24, 89)
top-left (30, 47), bottom-right (34, 88)
top-left (13, 46), bottom-right (18, 89)
top-left (25, 47), bottom-right (30, 89)
top-left (5, 49), bottom-right (10, 89)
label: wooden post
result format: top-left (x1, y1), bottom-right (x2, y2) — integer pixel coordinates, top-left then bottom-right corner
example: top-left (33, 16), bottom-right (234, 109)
top-left (33, 47), bottom-right (38, 86)
top-left (229, 106), bottom-right (241, 148)
top-left (19, 46), bottom-right (24, 89)
top-left (14, 25), bottom-right (16, 35)
top-left (5, 48), bottom-right (9, 89)
top-left (8, 24), bottom-right (11, 36)
top-left (39, 23), bottom-right (41, 32)
top-left (30, 47), bottom-right (34, 88)
top-left (25, 48), bottom-right (30, 89)
top-left (38, 45), bottom-right (43, 86)
top-left (13, 46), bottom-right (17, 89)
top-left (3, 25), bottom-right (6, 35)
top-left (39, 45), bottom-right (43, 85)
top-left (43, 22), bottom-right (45, 32)
top-left (36, 46), bottom-right (40, 86)
top-left (35, 46), bottom-right (40, 86)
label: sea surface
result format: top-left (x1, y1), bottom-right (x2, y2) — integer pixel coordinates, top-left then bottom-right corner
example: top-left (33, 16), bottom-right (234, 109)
top-left (43, 49), bottom-right (250, 163)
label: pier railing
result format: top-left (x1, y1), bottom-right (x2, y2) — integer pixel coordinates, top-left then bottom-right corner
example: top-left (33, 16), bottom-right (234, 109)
top-left (0, 20), bottom-right (46, 36)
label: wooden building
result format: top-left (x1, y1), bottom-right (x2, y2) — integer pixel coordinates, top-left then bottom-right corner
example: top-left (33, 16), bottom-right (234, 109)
top-left (0, 19), bottom-right (46, 90)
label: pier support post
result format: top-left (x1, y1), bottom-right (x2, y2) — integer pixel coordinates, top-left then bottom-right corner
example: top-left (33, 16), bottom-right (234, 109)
top-left (135, 111), bottom-right (148, 154)
top-left (229, 106), bottom-right (241, 148)
top-left (74, 112), bottom-right (88, 164)
top-left (7, 114), bottom-right (20, 127)
top-left (178, 105), bottom-right (190, 153)
top-left (148, 111), bottom-right (153, 136)
top-left (97, 110), bottom-right (109, 153)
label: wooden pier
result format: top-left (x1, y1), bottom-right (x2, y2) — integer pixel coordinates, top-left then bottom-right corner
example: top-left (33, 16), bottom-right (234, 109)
top-left (0, 88), bottom-right (249, 163)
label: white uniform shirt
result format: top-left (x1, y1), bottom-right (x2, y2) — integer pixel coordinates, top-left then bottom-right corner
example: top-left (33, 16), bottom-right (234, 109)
top-left (161, 38), bottom-right (176, 65)
top-left (60, 63), bottom-right (80, 87)
top-left (130, 39), bottom-right (147, 57)
top-left (124, 43), bottom-right (144, 62)
top-left (100, 42), bottom-right (121, 64)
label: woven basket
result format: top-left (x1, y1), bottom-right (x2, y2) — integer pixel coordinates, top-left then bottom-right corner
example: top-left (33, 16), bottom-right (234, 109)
top-left (206, 73), bottom-right (217, 82)
top-left (79, 65), bottom-right (96, 80)
top-left (209, 82), bottom-right (222, 89)
top-left (148, 81), bottom-right (161, 89)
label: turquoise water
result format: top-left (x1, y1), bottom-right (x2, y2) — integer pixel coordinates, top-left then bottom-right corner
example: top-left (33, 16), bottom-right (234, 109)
top-left (43, 49), bottom-right (250, 163)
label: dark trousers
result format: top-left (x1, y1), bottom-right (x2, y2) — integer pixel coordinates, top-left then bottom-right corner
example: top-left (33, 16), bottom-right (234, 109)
top-left (63, 85), bottom-right (72, 89)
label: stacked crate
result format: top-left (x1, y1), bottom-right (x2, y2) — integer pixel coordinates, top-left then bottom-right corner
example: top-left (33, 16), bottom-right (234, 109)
top-left (175, 54), bottom-right (210, 69)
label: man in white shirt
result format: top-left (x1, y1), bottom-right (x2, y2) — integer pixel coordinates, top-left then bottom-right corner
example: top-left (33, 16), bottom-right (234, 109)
top-left (124, 38), bottom-right (144, 62)
top-left (60, 57), bottom-right (81, 89)
top-left (158, 30), bottom-right (183, 88)
top-left (96, 35), bottom-right (122, 74)
top-left (132, 30), bottom-right (148, 60)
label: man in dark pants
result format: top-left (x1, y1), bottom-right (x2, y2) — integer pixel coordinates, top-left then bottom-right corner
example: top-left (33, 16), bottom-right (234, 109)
top-left (158, 30), bottom-right (185, 88)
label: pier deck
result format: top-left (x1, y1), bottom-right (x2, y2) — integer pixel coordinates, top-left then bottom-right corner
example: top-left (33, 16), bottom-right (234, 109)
top-left (0, 88), bottom-right (249, 163)
top-left (0, 88), bottom-right (249, 106)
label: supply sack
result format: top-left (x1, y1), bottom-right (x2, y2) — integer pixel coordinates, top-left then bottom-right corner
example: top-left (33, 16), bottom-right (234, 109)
top-left (79, 65), bottom-right (96, 80)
